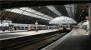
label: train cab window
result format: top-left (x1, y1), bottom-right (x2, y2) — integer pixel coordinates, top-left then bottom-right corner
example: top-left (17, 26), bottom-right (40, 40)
top-left (22, 27), bottom-right (24, 30)
top-left (25, 27), bottom-right (28, 30)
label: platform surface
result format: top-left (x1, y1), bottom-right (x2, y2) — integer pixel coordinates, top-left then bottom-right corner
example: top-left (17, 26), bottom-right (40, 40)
top-left (42, 28), bottom-right (91, 50)
top-left (0, 29), bottom-right (58, 40)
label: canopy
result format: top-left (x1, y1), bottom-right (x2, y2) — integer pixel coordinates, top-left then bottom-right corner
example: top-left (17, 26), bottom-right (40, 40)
top-left (49, 16), bottom-right (76, 25)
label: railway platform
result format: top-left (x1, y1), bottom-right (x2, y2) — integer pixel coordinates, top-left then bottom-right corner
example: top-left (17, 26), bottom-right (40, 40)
top-left (0, 29), bottom-right (59, 40)
top-left (42, 28), bottom-right (91, 50)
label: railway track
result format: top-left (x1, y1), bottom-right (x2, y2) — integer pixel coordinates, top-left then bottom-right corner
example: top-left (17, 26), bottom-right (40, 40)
top-left (0, 31), bottom-right (67, 50)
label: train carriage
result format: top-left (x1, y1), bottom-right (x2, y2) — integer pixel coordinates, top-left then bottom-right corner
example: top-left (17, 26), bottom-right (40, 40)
top-left (28, 24), bottom-right (48, 31)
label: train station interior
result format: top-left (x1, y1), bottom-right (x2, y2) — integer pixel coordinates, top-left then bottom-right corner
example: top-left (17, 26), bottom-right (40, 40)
top-left (0, 1), bottom-right (91, 50)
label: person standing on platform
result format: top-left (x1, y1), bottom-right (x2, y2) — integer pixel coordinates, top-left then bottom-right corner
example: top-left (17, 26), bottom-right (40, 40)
top-left (35, 20), bottom-right (38, 32)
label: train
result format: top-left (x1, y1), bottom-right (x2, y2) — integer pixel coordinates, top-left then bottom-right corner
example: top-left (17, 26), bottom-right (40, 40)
top-left (27, 24), bottom-right (63, 31)
top-left (28, 24), bottom-right (47, 31)
top-left (0, 23), bottom-right (72, 32)
top-left (27, 24), bottom-right (73, 32)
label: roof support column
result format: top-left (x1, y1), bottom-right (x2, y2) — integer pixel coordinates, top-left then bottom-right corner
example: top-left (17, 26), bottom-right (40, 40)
top-left (89, 3), bottom-right (91, 38)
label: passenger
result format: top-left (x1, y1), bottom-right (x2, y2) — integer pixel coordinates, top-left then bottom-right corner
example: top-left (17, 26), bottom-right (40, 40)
top-left (14, 27), bottom-right (16, 30)
top-left (63, 27), bottom-right (67, 32)
top-left (83, 16), bottom-right (89, 32)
